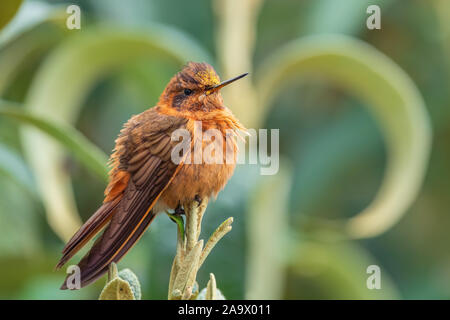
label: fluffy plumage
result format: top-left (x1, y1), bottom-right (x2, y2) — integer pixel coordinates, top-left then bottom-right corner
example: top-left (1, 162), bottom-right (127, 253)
top-left (56, 62), bottom-right (246, 289)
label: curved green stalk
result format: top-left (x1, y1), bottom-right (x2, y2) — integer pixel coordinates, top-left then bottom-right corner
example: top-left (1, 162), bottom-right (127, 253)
top-left (0, 100), bottom-right (109, 239)
top-left (213, 0), bottom-right (262, 128)
top-left (0, 101), bottom-right (108, 180)
top-left (0, 2), bottom-right (69, 95)
top-left (256, 35), bottom-right (432, 238)
top-left (245, 161), bottom-right (292, 299)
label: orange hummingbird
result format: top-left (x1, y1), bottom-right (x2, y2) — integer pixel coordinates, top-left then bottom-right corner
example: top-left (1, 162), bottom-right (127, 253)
top-left (56, 62), bottom-right (248, 289)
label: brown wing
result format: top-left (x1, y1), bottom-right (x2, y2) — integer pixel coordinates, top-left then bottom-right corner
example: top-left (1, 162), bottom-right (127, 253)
top-left (57, 108), bottom-right (188, 289)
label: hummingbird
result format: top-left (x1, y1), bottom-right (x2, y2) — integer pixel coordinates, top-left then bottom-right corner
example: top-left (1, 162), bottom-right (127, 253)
top-left (56, 62), bottom-right (248, 289)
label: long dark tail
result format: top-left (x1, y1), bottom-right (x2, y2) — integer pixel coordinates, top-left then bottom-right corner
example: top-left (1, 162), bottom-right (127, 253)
top-left (56, 199), bottom-right (120, 270)
top-left (57, 178), bottom-right (159, 290)
top-left (59, 211), bottom-right (155, 289)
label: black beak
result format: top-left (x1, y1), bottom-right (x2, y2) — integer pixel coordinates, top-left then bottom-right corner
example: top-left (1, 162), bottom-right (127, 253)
top-left (206, 73), bottom-right (248, 94)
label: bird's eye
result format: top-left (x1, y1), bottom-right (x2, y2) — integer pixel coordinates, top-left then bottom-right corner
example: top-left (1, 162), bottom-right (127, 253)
top-left (184, 88), bottom-right (193, 96)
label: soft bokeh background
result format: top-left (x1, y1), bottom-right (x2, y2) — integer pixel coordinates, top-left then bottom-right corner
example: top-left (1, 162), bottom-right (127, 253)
top-left (0, 0), bottom-right (446, 299)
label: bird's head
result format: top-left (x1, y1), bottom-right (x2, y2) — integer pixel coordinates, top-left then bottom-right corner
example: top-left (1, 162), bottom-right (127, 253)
top-left (158, 62), bottom-right (247, 116)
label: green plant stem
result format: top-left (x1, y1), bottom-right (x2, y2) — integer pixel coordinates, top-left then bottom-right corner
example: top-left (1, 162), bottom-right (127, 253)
top-left (167, 198), bottom-right (232, 300)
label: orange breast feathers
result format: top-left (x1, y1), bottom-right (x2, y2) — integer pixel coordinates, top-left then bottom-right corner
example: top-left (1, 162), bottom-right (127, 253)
top-left (160, 116), bottom-right (244, 208)
top-left (103, 106), bottom-right (246, 210)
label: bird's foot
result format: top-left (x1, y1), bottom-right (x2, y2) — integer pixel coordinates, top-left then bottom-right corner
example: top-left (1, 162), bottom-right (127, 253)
top-left (175, 204), bottom-right (185, 216)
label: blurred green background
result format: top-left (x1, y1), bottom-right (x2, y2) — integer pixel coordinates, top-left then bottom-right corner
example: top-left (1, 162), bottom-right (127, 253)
top-left (0, 0), bottom-right (446, 299)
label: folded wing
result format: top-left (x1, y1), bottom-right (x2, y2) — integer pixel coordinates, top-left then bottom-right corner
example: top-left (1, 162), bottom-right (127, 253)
top-left (57, 108), bottom-right (188, 289)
